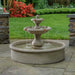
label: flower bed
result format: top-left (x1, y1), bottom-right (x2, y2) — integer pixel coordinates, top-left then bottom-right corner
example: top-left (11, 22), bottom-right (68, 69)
top-left (9, 1), bottom-right (35, 17)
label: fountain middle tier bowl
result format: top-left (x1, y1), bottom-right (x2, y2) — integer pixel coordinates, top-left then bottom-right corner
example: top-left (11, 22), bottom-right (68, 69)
top-left (24, 26), bottom-right (51, 34)
top-left (10, 40), bottom-right (65, 64)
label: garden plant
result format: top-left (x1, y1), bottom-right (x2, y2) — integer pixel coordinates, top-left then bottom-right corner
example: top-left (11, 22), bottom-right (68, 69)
top-left (9, 1), bottom-right (35, 17)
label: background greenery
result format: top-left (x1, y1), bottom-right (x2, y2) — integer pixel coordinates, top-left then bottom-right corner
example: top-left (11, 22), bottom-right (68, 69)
top-left (25, 0), bottom-right (75, 9)
top-left (9, 14), bottom-right (69, 39)
top-left (2, 0), bottom-right (75, 9)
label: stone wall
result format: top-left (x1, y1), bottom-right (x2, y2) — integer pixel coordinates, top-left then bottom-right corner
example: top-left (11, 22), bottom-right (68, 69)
top-left (0, 13), bottom-right (9, 44)
top-left (67, 14), bottom-right (75, 46)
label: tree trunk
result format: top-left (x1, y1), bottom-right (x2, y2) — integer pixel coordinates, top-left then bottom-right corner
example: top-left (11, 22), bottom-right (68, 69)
top-left (3, 0), bottom-right (6, 8)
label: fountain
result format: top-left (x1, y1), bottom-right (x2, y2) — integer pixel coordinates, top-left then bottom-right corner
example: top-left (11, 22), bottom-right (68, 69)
top-left (10, 15), bottom-right (65, 64)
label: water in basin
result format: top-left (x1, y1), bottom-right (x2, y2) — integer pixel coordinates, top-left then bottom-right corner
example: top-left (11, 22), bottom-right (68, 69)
top-left (15, 42), bottom-right (61, 51)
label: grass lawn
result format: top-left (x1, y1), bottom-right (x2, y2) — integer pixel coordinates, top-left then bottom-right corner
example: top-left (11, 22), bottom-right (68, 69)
top-left (9, 14), bottom-right (69, 39)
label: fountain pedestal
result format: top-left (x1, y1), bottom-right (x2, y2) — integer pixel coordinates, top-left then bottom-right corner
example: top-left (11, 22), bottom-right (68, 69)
top-left (32, 34), bottom-right (43, 48)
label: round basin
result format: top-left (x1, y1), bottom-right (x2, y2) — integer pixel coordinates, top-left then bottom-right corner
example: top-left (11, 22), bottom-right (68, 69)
top-left (10, 40), bottom-right (65, 64)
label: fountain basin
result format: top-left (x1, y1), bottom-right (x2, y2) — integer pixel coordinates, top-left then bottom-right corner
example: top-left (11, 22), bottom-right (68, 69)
top-left (24, 26), bottom-right (51, 34)
top-left (10, 40), bottom-right (65, 64)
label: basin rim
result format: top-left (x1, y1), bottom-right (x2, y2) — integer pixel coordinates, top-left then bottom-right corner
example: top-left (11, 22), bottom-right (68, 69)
top-left (10, 40), bottom-right (65, 53)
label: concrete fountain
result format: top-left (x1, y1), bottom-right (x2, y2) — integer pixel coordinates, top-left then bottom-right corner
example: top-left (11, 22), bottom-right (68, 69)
top-left (10, 15), bottom-right (65, 64)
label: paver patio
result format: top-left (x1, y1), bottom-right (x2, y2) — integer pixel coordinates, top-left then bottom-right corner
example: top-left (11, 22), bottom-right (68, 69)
top-left (0, 39), bottom-right (75, 75)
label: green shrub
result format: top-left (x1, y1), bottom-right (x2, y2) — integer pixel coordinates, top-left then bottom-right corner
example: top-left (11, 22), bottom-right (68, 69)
top-left (34, 8), bottom-right (75, 15)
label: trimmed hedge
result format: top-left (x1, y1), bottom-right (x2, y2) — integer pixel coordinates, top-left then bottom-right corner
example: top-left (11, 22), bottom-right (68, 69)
top-left (34, 8), bottom-right (75, 15)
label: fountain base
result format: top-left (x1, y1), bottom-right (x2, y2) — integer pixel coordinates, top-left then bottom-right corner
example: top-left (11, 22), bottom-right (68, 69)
top-left (32, 39), bottom-right (43, 49)
top-left (10, 40), bottom-right (65, 64)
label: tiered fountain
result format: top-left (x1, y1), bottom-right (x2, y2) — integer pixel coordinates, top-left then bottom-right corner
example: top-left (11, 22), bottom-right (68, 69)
top-left (10, 15), bottom-right (65, 64)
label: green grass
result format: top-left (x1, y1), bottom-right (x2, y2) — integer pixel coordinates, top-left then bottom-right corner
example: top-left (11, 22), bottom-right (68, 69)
top-left (9, 14), bottom-right (69, 39)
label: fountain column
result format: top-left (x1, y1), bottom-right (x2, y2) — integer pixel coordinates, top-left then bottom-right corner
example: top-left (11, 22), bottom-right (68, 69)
top-left (32, 34), bottom-right (43, 48)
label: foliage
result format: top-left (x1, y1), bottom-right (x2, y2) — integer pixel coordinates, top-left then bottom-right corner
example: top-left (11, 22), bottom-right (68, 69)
top-left (59, 0), bottom-right (70, 6)
top-left (51, 3), bottom-right (61, 8)
top-left (50, 2), bottom-right (75, 9)
top-left (18, 0), bottom-right (26, 2)
top-left (47, 0), bottom-right (70, 6)
top-left (31, 0), bottom-right (49, 9)
top-left (24, 0), bottom-right (75, 9)
top-left (66, 2), bottom-right (75, 8)
top-left (25, 0), bottom-right (32, 5)
top-left (3, 0), bottom-right (26, 10)
top-left (34, 8), bottom-right (75, 15)
top-left (9, 1), bottom-right (35, 17)
top-left (2, 0), bottom-right (75, 10)
top-left (38, 0), bottom-right (49, 9)
top-left (3, 0), bottom-right (14, 9)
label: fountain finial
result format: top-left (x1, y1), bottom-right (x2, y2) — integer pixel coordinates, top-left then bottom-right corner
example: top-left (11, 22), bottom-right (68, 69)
top-left (36, 15), bottom-right (39, 19)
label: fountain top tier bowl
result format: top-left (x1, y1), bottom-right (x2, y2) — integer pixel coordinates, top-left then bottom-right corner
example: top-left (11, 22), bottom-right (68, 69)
top-left (10, 15), bottom-right (65, 64)
top-left (31, 15), bottom-right (44, 27)
top-left (31, 15), bottom-right (43, 21)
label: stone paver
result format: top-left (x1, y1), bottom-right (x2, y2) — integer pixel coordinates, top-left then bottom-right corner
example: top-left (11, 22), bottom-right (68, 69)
top-left (0, 51), bottom-right (11, 58)
top-left (0, 40), bottom-right (75, 75)
top-left (66, 62), bottom-right (75, 72)
top-left (64, 72), bottom-right (75, 75)
top-left (0, 57), bottom-right (12, 73)
top-left (0, 44), bottom-right (9, 53)
top-left (2, 67), bottom-right (64, 75)
top-left (71, 53), bottom-right (75, 62)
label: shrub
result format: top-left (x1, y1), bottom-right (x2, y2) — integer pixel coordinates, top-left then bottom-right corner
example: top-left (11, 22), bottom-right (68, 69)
top-left (34, 8), bottom-right (75, 15)
top-left (9, 1), bottom-right (35, 17)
